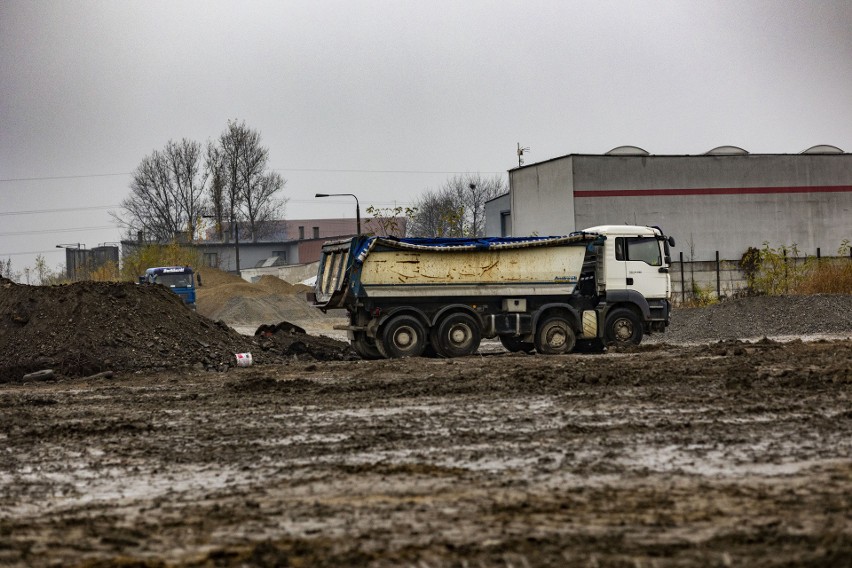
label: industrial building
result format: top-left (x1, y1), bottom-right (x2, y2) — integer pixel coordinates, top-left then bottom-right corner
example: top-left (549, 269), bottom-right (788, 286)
top-left (488, 145), bottom-right (852, 262)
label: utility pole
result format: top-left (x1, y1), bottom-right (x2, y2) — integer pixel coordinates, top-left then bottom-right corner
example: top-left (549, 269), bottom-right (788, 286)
top-left (469, 183), bottom-right (477, 238)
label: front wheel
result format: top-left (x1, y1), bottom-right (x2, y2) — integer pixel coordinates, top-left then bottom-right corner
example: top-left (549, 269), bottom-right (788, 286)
top-left (380, 315), bottom-right (427, 358)
top-left (534, 316), bottom-right (576, 355)
top-left (432, 312), bottom-right (481, 358)
top-left (604, 308), bottom-right (643, 346)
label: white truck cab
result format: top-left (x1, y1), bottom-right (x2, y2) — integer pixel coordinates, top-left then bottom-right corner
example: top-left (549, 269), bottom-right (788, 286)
top-left (585, 225), bottom-right (672, 301)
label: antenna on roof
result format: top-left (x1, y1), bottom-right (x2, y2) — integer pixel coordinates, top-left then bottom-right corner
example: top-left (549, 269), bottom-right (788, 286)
top-left (517, 143), bottom-right (530, 167)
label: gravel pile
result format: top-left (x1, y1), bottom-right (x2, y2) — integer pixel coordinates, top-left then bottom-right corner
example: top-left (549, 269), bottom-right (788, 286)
top-left (660, 294), bottom-right (852, 343)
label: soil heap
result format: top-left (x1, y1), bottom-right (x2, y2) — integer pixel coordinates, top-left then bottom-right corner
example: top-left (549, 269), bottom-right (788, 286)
top-left (662, 294), bottom-right (852, 343)
top-left (195, 268), bottom-right (323, 325)
top-left (0, 276), bottom-right (353, 382)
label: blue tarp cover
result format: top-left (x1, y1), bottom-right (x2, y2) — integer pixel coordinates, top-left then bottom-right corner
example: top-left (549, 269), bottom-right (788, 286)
top-left (354, 232), bottom-right (599, 264)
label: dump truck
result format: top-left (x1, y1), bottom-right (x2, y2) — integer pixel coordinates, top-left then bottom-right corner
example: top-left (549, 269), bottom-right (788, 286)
top-left (139, 266), bottom-right (198, 310)
top-left (312, 225), bottom-right (675, 358)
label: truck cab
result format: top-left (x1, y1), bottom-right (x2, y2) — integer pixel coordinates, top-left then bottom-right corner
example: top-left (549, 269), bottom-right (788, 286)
top-left (585, 225), bottom-right (674, 342)
top-left (140, 266), bottom-right (197, 309)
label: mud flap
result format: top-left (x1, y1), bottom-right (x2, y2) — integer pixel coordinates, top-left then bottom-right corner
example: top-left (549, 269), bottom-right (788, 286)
top-left (581, 310), bottom-right (597, 338)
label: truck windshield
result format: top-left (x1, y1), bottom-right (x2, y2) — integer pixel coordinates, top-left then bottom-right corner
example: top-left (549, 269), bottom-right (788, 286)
top-left (155, 273), bottom-right (193, 288)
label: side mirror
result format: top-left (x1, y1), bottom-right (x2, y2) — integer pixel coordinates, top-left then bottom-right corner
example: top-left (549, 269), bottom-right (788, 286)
top-left (667, 236), bottom-right (676, 247)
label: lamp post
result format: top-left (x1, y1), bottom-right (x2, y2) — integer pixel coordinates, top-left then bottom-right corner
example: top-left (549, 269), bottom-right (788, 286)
top-left (315, 193), bottom-right (361, 235)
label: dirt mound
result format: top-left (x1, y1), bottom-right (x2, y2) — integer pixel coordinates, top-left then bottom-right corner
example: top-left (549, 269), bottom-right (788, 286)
top-left (662, 294), bottom-right (852, 343)
top-left (0, 278), bottom-right (351, 381)
top-left (256, 322), bottom-right (356, 361)
top-left (255, 275), bottom-right (311, 295)
top-left (197, 273), bottom-right (328, 325)
top-left (195, 266), bottom-right (244, 287)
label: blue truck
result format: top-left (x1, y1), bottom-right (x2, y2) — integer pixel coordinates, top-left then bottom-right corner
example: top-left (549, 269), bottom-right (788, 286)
top-left (139, 266), bottom-right (197, 309)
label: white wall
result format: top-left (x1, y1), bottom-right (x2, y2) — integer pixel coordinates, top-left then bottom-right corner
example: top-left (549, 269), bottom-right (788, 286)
top-left (509, 157), bottom-right (575, 237)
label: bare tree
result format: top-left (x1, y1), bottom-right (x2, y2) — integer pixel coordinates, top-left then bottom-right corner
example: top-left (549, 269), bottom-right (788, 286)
top-left (407, 189), bottom-right (464, 237)
top-left (244, 171), bottom-right (286, 240)
top-left (114, 139), bottom-right (208, 243)
top-left (0, 258), bottom-right (20, 282)
top-left (213, 120), bottom-right (287, 243)
top-left (205, 143), bottom-right (226, 241)
top-left (408, 174), bottom-right (507, 237)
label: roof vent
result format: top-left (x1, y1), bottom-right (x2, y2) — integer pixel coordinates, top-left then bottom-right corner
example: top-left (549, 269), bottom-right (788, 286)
top-left (801, 144), bottom-right (844, 154)
top-left (605, 145), bottom-right (649, 156)
top-left (706, 145), bottom-right (749, 155)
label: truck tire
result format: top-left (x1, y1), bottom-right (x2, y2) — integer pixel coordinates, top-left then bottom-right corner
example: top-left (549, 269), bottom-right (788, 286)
top-left (432, 313), bottom-right (481, 358)
top-left (534, 316), bottom-right (576, 355)
top-left (381, 315), bottom-right (427, 358)
top-left (499, 335), bottom-right (535, 354)
top-left (604, 308), bottom-right (643, 346)
top-left (351, 332), bottom-right (383, 360)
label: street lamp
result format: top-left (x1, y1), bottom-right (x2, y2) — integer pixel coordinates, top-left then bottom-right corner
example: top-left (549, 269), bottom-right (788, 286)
top-left (315, 193), bottom-right (361, 235)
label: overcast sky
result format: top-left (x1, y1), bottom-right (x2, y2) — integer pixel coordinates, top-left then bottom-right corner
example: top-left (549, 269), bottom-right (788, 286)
top-left (2, 0), bottom-right (851, 275)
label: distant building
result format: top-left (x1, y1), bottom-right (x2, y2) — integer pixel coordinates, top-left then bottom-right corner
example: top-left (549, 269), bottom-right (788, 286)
top-left (121, 217), bottom-right (406, 274)
top-left (497, 145), bottom-right (851, 260)
top-left (59, 244), bottom-right (120, 280)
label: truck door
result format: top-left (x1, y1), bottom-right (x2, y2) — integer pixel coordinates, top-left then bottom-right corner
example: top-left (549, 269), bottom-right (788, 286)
top-left (620, 236), bottom-right (669, 299)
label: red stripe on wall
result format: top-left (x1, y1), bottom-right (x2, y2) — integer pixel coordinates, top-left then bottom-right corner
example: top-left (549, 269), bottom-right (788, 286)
top-left (573, 185), bottom-right (852, 198)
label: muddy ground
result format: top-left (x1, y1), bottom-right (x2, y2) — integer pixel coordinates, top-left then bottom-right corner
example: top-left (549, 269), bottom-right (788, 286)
top-left (2, 276), bottom-right (851, 566)
top-left (2, 337), bottom-right (851, 567)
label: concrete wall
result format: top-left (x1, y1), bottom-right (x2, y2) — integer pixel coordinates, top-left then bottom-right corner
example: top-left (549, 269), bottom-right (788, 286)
top-left (484, 193), bottom-right (511, 236)
top-left (670, 259), bottom-right (747, 304)
top-left (241, 261), bottom-right (320, 284)
top-left (509, 153), bottom-right (852, 260)
top-left (509, 157), bottom-right (575, 237)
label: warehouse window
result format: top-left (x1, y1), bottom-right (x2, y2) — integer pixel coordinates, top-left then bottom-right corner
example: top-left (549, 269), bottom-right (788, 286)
top-left (500, 211), bottom-right (511, 237)
top-left (313, 226), bottom-right (320, 239)
top-left (202, 252), bottom-right (218, 267)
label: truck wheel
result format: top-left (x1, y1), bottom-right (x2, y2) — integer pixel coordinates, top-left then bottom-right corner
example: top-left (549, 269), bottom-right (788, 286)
top-left (499, 335), bottom-right (535, 354)
top-left (433, 313), bottom-right (481, 358)
top-left (381, 315), bottom-right (427, 358)
top-left (534, 316), bottom-right (576, 355)
top-left (604, 308), bottom-right (643, 346)
top-left (351, 332), bottom-right (383, 360)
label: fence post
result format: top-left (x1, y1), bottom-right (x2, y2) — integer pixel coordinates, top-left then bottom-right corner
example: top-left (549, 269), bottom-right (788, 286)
top-left (716, 250), bottom-right (721, 299)
top-left (680, 251), bottom-right (685, 304)
top-left (817, 247), bottom-right (821, 260)
top-left (783, 249), bottom-right (788, 294)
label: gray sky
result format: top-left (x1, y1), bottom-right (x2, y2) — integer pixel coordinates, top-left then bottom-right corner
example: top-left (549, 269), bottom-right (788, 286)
top-left (2, 0), bottom-right (851, 275)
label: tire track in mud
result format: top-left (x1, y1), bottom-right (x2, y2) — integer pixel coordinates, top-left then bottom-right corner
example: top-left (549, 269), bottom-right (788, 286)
top-left (0, 339), bottom-right (850, 566)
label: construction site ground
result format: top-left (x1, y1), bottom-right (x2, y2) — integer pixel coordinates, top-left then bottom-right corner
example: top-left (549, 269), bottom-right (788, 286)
top-left (1, 269), bottom-right (850, 567)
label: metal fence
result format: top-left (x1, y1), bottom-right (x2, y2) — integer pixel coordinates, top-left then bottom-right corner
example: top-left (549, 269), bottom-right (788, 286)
top-left (671, 248), bottom-right (852, 305)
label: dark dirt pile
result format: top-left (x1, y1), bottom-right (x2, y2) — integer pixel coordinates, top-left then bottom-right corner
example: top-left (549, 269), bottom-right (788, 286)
top-left (0, 277), bottom-right (353, 381)
top-left (659, 294), bottom-right (852, 343)
top-left (255, 321), bottom-right (356, 361)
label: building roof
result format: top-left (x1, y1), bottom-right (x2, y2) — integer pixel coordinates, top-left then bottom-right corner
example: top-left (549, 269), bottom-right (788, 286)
top-left (509, 146), bottom-right (849, 172)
